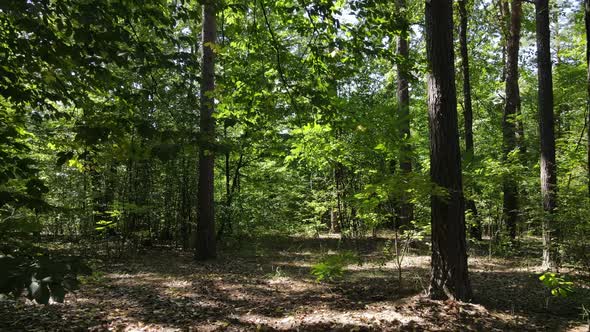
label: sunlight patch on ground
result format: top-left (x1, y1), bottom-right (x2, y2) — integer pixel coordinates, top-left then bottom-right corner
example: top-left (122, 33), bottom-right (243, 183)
top-left (107, 322), bottom-right (180, 332)
top-left (162, 279), bottom-right (192, 289)
top-left (234, 304), bottom-right (424, 330)
top-left (469, 257), bottom-right (543, 273)
top-left (344, 255), bottom-right (430, 273)
top-left (108, 272), bottom-right (155, 279)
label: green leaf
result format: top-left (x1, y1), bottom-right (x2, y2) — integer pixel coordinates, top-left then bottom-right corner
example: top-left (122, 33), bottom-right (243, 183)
top-left (49, 283), bottom-right (66, 303)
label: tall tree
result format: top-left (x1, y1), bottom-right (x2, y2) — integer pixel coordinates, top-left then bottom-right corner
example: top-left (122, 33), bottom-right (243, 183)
top-left (502, 0), bottom-right (522, 240)
top-left (425, 0), bottom-right (472, 301)
top-left (585, 0), bottom-right (590, 197)
top-left (536, 0), bottom-right (557, 269)
top-left (196, 0), bottom-right (217, 260)
top-left (396, 0), bottom-right (413, 227)
top-left (458, 0), bottom-right (482, 241)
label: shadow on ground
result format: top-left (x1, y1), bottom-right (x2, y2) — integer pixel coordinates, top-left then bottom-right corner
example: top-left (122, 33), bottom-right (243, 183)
top-left (0, 238), bottom-right (588, 331)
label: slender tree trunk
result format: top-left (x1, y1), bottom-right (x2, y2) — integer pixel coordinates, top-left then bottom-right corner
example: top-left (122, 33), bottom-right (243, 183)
top-left (396, 0), bottom-right (414, 228)
top-left (498, 0), bottom-right (509, 83)
top-left (216, 124), bottom-right (231, 240)
top-left (502, 0), bottom-right (522, 241)
top-left (585, 0), bottom-right (590, 197)
top-left (335, 162), bottom-right (346, 233)
top-left (425, 0), bottom-right (472, 301)
top-left (459, 0), bottom-right (482, 241)
top-left (196, 0), bottom-right (217, 260)
top-left (459, 0), bottom-right (474, 155)
top-left (536, 0), bottom-right (557, 270)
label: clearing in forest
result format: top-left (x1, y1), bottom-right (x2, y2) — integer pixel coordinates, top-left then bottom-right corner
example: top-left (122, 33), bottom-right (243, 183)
top-left (1, 236), bottom-right (588, 331)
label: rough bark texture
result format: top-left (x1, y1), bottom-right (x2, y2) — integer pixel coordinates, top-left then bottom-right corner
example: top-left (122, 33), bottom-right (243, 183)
top-left (396, 0), bottom-right (413, 227)
top-left (425, 0), bottom-right (472, 301)
top-left (586, 0), bottom-right (590, 197)
top-left (196, 1), bottom-right (217, 260)
top-left (502, 0), bottom-right (521, 240)
top-left (459, 0), bottom-right (481, 241)
top-left (536, 0), bottom-right (557, 270)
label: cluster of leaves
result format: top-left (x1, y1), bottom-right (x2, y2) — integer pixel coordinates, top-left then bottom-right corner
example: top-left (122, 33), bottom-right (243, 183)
top-left (0, 96), bottom-right (48, 211)
top-left (310, 250), bottom-right (359, 282)
top-left (0, 254), bottom-right (91, 304)
top-left (539, 272), bottom-right (574, 298)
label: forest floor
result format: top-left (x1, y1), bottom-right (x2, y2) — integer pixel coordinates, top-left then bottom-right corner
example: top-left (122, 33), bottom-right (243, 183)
top-left (1, 235), bottom-right (589, 331)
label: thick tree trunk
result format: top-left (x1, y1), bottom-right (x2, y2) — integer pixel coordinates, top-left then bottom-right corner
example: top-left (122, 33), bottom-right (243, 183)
top-left (425, 0), bottom-right (472, 301)
top-left (502, 0), bottom-right (522, 240)
top-left (536, 0), bottom-right (557, 270)
top-left (585, 0), bottom-right (590, 197)
top-left (196, 0), bottom-right (217, 260)
top-left (459, 0), bottom-right (481, 241)
top-left (396, 0), bottom-right (413, 228)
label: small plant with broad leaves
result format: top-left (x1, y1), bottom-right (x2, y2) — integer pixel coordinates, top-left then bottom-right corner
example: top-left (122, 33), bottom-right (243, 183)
top-left (539, 272), bottom-right (574, 310)
top-left (0, 254), bottom-right (91, 305)
top-left (310, 251), bottom-right (358, 282)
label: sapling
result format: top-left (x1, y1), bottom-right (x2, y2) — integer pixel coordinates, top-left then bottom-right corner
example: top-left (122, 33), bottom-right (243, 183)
top-left (539, 272), bottom-right (574, 310)
top-left (581, 304), bottom-right (589, 332)
top-left (383, 220), bottom-right (426, 290)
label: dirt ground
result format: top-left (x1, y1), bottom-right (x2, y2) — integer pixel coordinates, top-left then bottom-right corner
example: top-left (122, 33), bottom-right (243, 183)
top-left (1, 236), bottom-right (589, 331)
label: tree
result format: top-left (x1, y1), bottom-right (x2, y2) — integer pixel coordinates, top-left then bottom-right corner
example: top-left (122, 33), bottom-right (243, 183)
top-left (458, 0), bottom-right (482, 241)
top-left (536, 0), bottom-right (557, 270)
top-left (586, 0), bottom-right (590, 198)
top-left (425, 0), bottom-right (472, 301)
top-left (396, 0), bottom-right (413, 227)
top-left (502, 0), bottom-right (522, 240)
top-left (196, 0), bottom-right (217, 260)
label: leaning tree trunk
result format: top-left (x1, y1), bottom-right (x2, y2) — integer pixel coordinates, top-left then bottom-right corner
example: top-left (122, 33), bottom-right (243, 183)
top-left (396, 0), bottom-right (413, 228)
top-left (585, 0), bottom-right (590, 197)
top-left (536, 0), bottom-right (558, 270)
top-left (502, 0), bottom-right (522, 241)
top-left (459, 0), bottom-right (482, 241)
top-left (196, 0), bottom-right (217, 260)
top-left (425, 0), bottom-right (472, 301)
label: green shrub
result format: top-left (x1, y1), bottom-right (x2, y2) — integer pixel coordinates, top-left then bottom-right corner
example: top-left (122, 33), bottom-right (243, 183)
top-left (539, 272), bottom-right (574, 309)
top-left (0, 254), bottom-right (91, 304)
top-left (310, 251), bottom-right (358, 282)
top-left (539, 272), bottom-right (574, 297)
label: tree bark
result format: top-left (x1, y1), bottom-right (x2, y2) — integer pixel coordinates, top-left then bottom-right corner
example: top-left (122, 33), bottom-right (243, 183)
top-left (585, 0), bottom-right (590, 197)
top-left (536, 0), bottom-right (557, 270)
top-left (196, 0), bottom-right (217, 260)
top-left (459, 0), bottom-right (482, 241)
top-left (396, 0), bottom-right (413, 228)
top-left (502, 0), bottom-right (522, 241)
top-left (425, 0), bottom-right (472, 301)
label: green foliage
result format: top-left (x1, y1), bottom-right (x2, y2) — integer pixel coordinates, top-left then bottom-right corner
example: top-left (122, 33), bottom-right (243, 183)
top-left (558, 195), bottom-right (590, 269)
top-left (0, 254), bottom-right (91, 305)
top-left (581, 304), bottom-right (590, 326)
top-left (0, 0), bottom-right (587, 283)
top-left (539, 272), bottom-right (574, 298)
top-left (310, 251), bottom-right (359, 282)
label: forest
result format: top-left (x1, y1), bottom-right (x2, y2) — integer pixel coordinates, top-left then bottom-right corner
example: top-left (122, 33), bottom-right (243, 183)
top-left (1, 0), bottom-right (590, 330)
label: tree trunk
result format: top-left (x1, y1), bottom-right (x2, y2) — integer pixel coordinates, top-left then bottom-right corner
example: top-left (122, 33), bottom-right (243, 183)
top-left (502, 0), bottom-right (522, 241)
top-left (498, 0), bottom-right (509, 82)
top-left (536, 0), bottom-right (557, 270)
top-left (396, 0), bottom-right (413, 228)
top-left (216, 124), bottom-right (231, 240)
top-left (585, 0), bottom-right (590, 197)
top-left (425, 0), bottom-right (472, 301)
top-left (459, 0), bottom-right (482, 241)
top-left (196, 0), bottom-right (217, 260)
